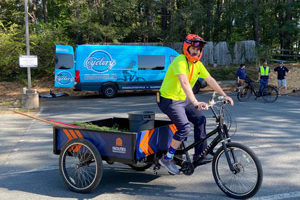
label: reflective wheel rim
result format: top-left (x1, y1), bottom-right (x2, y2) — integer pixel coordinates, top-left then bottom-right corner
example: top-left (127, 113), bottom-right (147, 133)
top-left (61, 142), bottom-right (98, 190)
top-left (215, 147), bottom-right (258, 195)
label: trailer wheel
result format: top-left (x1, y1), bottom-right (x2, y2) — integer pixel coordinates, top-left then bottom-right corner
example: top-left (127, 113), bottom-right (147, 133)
top-left (128, 162), bottom-right (152, 171)
top-left (59, 139), bottom-right (103, 193)
top-left (101, 83), bottom-right (118, 98)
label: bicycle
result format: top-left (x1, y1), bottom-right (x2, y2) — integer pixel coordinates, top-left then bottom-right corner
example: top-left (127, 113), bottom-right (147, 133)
top-left (117, 72), bottom-right (146, 82)
top-left (160, 92), bottom-right (263, 199)
top-left (55, 92), bottom-right (263, 198)
top-left (237, 78), bottom-right (278, 103)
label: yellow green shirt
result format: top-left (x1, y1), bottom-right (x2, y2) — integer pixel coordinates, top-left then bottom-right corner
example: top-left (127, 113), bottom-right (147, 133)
top-left (160, 54), bottom-right (210, 100)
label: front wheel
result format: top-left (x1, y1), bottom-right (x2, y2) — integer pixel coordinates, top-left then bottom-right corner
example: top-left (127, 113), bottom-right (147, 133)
top-left (212, 142), bottom-right (263, 199)
top-left (237, 86), bottom-right (252, 102)
top-left (59, 139), bottom-right (103, 193)
top-left (261, 85), bottom-right (278, 103)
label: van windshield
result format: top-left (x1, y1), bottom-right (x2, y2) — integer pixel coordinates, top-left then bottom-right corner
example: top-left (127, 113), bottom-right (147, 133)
top-left (55, 53), bottom-right (73, 69)
top-left (138, 55), bottom-right (165, 70)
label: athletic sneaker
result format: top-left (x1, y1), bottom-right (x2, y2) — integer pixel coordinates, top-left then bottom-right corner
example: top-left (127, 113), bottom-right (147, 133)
top-left (159, 157), bottom-right (180, 175)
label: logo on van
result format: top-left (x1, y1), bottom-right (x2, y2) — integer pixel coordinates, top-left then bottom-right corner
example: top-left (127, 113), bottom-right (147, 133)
top-left (84, 50), bottom-right (116, 73)
top-left (55, 71), bottom-right (74, 85)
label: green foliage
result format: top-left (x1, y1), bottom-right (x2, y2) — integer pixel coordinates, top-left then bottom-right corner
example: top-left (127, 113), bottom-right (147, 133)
top-left (0, 0), bottom-right (299, 81)
top-left (209, 67), bottom-right (237, 81)
top-left (71, 122), bottom-right (129, 132)
top-left (0, 21), bottom-right (26, 81)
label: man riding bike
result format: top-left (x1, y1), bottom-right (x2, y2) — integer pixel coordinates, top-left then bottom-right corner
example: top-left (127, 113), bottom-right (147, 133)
top-left (157, 34), bottom-right (234, 175)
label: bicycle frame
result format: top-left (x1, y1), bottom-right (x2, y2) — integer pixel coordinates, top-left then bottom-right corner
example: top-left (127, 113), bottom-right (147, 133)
top-left (173, 99), bottom-right (236, 172)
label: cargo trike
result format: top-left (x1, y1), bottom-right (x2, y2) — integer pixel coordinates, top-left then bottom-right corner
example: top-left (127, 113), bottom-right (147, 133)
top-left (52, 93), bottom-right (263, 199)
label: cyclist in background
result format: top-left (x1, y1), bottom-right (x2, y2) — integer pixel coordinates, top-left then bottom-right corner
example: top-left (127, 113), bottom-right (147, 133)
top-left (157, 34), bottom-right (234, 175)
top-left (236, 64), bottom-right (246, 92)
top-left (258, 60), bottom-right (270, 95)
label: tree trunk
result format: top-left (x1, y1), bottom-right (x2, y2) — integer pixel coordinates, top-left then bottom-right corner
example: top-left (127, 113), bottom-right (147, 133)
top-left (161, 0), bottom-right (168, 31)
top-left (252, 0), bottom-right (261, 44)
top-left (283, 0), bottom-right (292, 51)
top-left (204, 0), bottom-right (212, 41)
top-left (31, 0), bottom-right (38, 24)
top-left (42, 0), bottom-right (48, 23)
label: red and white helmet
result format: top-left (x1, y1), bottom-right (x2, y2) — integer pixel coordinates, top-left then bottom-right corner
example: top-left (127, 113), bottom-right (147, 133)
top-left (183, 34), bottom-right (206, 63)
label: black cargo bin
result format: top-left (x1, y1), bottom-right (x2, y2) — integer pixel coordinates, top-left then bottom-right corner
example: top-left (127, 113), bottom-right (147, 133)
top-left (128, 111), bottom-right (155, 132)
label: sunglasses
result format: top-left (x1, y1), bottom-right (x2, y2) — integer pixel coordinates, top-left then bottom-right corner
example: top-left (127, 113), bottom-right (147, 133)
top-left (185, 39), bottom-right (204, 48)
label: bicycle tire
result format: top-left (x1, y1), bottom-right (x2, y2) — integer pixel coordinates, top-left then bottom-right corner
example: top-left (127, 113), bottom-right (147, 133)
top-left (212, 142), bottom-right (263, 199)
top-left (59, 139), bottom-right (103, 193)
top-left (237, 87), bottom-right (252, 102)
top-left (261, 85), bottom-right (278, 103)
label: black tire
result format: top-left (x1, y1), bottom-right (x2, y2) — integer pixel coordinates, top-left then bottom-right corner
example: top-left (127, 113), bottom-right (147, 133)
top-left (128, 162), bottom-right (152, 171)
top-left (237, 87), bottom-right (252, 102)
top-left (212, 142), bottom-right (263, 199)
top-left (101, 83), bottom-right (118, 98)
top-left (192, 81), bottom-right (201, 94)
top-left (59, 139), bottom-right (103, 193)
top-left (261, 85), bottom-right (278, 103)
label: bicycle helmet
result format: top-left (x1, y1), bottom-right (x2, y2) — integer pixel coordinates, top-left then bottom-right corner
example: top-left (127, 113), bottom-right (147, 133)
top-left (183, 34), bottom-right (206, 63)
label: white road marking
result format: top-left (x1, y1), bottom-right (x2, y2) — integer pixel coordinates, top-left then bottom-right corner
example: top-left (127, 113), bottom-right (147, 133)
top-left (250, 144), bottom-right (272, 149)
top-left (250, 191), bottom-right (300, 200)
top-left (0, 166), bottom-right (59, 176)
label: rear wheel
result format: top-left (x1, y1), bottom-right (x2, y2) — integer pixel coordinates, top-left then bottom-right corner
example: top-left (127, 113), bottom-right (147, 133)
top-left (128, 162), bottom-right (152, 171)
top-left (261, 85), bottom-right (278, 103)
top-left (101, 83), bottom-right (118, 98)
top-left (59, 139), bottom-right (103, 193)
top-left (237, 87), bottom-right (252, 102)
top-left (212, 142), bottom-right (263, 199)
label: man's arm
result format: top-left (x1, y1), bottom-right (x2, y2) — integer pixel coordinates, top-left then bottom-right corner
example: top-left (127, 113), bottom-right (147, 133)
top-left (286, 68), bottom-right (291, 78)
top-left (204, 76), bottom-right (234, 105)
top-left (178, 74), bottom-right (208, 110)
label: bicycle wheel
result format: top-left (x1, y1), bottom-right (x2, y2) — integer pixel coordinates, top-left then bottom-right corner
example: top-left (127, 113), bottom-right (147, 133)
top-left (59, 139), bottom-right (103, 193)
top-left (212, 142), bottom-right (263, 199)
top-left (261, 85), bottom-right (278, 103)
top-left (237, 87), bottom-right (252, 102)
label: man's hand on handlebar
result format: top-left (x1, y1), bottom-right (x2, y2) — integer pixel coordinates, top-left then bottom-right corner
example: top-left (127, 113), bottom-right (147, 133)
top-left (225, 96), bottom-right (234, 106)
top-left (194, 101), bottom-right (209, 110)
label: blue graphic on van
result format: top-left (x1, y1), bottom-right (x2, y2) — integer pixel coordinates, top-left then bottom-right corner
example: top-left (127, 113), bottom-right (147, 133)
top-left (84, 50), bottom-right (116, 73)
top-left (55, 71), bottom-right (74, 85)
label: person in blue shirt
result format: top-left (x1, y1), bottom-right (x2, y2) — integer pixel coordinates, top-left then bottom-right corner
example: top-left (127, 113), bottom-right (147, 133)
top-left (274, 61), bottom-right (290, 96)
top-left (236, 64), bottom-right (246, 88)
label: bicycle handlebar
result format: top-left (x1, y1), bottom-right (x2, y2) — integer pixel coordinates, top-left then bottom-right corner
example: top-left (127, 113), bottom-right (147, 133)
top-left (208, 92), bottom-right (230, 107)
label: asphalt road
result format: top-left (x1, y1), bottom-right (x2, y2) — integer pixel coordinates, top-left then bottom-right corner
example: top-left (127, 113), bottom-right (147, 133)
top-left (0, 91), bottom-right (299, 200)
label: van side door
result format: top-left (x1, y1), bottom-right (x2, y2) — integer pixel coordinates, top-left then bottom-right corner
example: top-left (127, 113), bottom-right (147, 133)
top-left (54, 45), bottom-right (75, 87)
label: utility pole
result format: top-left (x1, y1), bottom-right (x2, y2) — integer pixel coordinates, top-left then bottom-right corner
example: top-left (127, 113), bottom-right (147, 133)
top-left (24, 0), bottom-right (32, 92)
top-left (21, 0), bottom-right (39, 109)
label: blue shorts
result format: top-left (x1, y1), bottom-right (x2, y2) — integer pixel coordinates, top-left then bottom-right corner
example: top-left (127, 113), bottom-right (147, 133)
top-left (278, 79), bottom-right (287, 87)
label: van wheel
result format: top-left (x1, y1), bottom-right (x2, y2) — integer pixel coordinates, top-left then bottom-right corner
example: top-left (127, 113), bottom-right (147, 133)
top-left (192, 81), bottom-right (201, 94)
top-left (101, 84), bottom-right (118, 98)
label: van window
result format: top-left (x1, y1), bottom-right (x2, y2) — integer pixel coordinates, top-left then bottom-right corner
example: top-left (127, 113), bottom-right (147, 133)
top-left (55, 53), bottom-right (74, 69)
top-left (138, 55), bottom-right (165, 70)
top-left (170, 56), bottom-right (177, 63)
